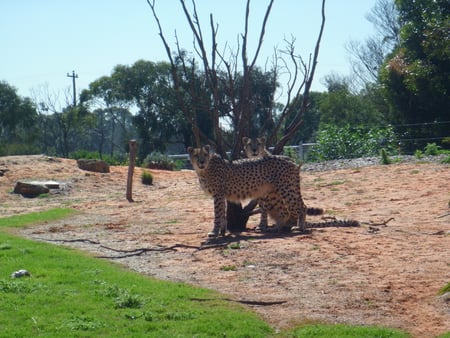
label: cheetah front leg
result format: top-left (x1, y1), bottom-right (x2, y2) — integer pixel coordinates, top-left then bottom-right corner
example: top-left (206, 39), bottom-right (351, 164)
top-left (255, 198), bottom-right (269, 232)
top-left (209, 195), bottom-right (227, 238)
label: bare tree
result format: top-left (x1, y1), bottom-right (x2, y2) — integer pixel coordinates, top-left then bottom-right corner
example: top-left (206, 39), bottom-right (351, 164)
top-left (32, 85), bottom-right (79, 157)
top-left (147, 0), bottom-right (326, 230)
top-left (346, 0), bottom-right (400, 86)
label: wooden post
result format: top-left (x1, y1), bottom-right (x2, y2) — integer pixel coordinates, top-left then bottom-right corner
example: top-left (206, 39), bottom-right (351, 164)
top-left (126, 140), bottom-right (137, 202)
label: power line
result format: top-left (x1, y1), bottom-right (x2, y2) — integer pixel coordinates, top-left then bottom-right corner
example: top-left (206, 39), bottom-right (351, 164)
top-left (66, 70), bottom-right (78, 107)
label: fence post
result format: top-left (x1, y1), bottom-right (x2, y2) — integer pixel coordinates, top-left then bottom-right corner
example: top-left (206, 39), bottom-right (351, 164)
top-left (299, 141), bottom-right (304, 161)
top-left (126, 140), bottom-right (137, 202)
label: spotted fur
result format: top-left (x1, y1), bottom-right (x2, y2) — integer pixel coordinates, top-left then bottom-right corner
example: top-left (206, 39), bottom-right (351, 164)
top-left (188, 145), bottom-right (307, 238)
top-left (242, 137), bottom-right (323, 231)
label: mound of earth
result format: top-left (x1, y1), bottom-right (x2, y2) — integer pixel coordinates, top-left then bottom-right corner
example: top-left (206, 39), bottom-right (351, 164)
top-left (0, 155), bottom-right (449, 337)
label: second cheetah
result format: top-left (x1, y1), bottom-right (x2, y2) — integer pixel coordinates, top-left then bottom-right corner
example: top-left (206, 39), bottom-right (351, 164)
top-left (242, 137), bottom-right (323, 231)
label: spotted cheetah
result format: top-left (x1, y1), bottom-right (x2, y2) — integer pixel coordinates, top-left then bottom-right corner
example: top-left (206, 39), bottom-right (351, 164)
top-left (242, 137), bottom-right (323, 231)
top-left (188, 145), bottom-right (307, 238)
top-left (242, 136), bottom-right (271, 158)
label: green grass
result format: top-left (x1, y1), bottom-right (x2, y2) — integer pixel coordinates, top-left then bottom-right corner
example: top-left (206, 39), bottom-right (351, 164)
top-left (287, 323), bottom-right (410, 337)
top-left (0, 208), bottom-right (76, 228)
top-left (0, 210), bottom-right (272, 337)
top-left (0, 209), bottom-right (413, 337)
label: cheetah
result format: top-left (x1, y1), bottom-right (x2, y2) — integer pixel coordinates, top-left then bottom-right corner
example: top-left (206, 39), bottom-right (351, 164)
top-left (242, 137), bottom-right (323, 231)
top-left (188, 145), bottom-right (307, 238)
top-left (242, 136), bottom-right (271, 158)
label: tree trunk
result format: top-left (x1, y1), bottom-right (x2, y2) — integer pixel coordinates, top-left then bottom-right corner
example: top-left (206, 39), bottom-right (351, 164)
top-left (226, 201), bottom-right (250, 232)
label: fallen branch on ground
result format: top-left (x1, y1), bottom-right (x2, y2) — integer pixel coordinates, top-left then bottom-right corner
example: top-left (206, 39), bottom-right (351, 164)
top-left (35, 238), bottom-right (100, 245)
top-left (190, 297), bottom-right (287, 306)
top-left (363, 217), bottom-right (395, 227)
top-left (96, 243), bottom-right (202, 259)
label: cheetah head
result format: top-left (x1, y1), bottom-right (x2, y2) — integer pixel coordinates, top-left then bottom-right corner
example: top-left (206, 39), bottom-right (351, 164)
top-left (187, 145), bottom-right (211, 171)
top-left (242, 137), bottom-right (266, 158)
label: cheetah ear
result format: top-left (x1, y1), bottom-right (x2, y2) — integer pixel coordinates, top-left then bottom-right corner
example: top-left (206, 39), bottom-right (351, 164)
top-left (242, 137), bottom-right (249, 144)
top-left (187, 146), bottom-right (194, 155)
top-left (258, 137), bottom-right (266, 143)
top-left (203, 145), bottom-right (210, 154)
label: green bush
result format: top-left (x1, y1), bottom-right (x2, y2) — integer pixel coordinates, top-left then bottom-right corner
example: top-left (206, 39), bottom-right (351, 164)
top-left (69, 150), bottom-right (126, 165)
top-left (380, 148), bottom-right (392, 165)
top-left (143, 152), bottom-right (176, 171)
top-left (414, 149), bottom-right (424, 159)
top-left (308, 125), bottom-right (398, 161)
top-left (424, 142), bottom-right (441, 156)
top-left (141, 171), bottom-right (153, 185)
top-left (0, 142), bottom-right (40, 156)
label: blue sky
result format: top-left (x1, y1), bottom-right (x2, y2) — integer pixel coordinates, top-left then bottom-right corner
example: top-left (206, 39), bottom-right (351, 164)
top-left (1, 0), bottom-right (377, 102)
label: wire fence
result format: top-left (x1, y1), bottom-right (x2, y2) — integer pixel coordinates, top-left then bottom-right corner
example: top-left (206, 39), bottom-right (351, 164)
top-left (169, 121), bottom-right (450, 163)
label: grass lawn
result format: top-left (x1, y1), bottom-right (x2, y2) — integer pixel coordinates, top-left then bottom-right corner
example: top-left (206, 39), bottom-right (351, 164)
top-left (0, 209), bottom-right (410, 337)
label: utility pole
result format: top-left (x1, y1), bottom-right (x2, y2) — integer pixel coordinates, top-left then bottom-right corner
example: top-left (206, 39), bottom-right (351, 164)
top-left (66, 70), bottom-right (78, 107)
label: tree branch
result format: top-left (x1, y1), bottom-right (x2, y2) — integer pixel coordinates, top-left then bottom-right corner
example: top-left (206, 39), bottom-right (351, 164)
top-left (273, 0), bottom-right (326, 154)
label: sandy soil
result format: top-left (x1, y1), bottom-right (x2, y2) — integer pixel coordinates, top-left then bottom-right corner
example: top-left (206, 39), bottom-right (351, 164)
top-left (1, 155), bottom-right (449, 337)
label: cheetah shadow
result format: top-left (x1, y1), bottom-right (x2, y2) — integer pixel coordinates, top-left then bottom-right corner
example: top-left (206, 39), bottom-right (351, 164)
top-left (200, 228), bottom-right (314, 247)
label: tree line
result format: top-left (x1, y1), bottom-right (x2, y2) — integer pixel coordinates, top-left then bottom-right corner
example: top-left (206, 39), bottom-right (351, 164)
top-left (1, 0), bottom-right (448, 162)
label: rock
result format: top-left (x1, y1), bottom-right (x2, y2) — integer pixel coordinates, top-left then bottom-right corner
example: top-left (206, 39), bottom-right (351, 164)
top-left (439, 292), bottom-right (450, 303)
top-left (77, 159), bottom-right (110, 173)
top-left (27, 180), bottom-right (61, 189)
top-left (11, 269), bottom-right (31, 278)
top-left (14, 181), bottom-right (49, 197)
top-left (0, 168), bottom-right (9, 176)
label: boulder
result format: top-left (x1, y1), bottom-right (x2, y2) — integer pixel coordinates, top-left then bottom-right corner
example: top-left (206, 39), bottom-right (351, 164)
top-left (77, 159), bottom-right (110, 173)
top-left (14, 181), bottom-right (49, 197)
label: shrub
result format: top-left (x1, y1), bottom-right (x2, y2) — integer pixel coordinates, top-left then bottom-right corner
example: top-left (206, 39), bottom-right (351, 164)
top-left (424, 142), bottom-right (441, 156)
top-left (142, 152), bottom-right (175, 171)
top-left (141, 171), bottom-right (153, 185)
top-left (380, 148), bottom-right (392, 165)
top-left (0, 142), bottom-right (40, 156)
top-left (69, 150), bottom-right (126, 165)
top-left (414, 149), bottom-right (424, 159)
top-left (308, 125), bottom-right (398, 161)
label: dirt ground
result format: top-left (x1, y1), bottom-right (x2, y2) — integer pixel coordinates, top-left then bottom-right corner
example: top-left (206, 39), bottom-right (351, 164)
top-left (1, 155), bottom-right (449, 337)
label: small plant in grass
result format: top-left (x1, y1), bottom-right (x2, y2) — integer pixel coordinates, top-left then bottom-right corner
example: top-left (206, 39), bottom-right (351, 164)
top-left (114, 291), bottom-right (144, 309)
top-left (228, 242), bottom-right (241, 250)
top-left (141, 170), bottom-right (153, 185)
top-left (220, 265), bottom-right (237, 271)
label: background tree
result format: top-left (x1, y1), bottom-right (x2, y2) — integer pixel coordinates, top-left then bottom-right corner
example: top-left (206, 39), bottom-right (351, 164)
top-left (380, 0), bottom-right (450, 150)
top-left (33, 85), bottom-right (91, 158)
top-left (346, 0), bottom-right (400, 87)
top-left (148, 0), bottom-right (326, 230)
top-left (318, 74), bottom-right (384, 128)
top-left (84, 60), bottom-right (188, 160)
top-left (0, 81), bottom-right (38, 155)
